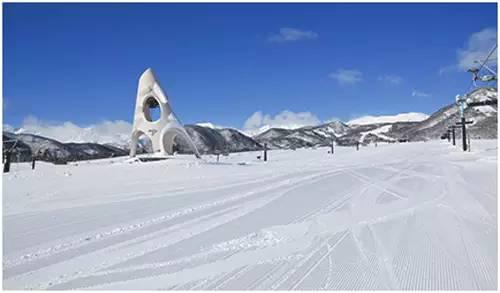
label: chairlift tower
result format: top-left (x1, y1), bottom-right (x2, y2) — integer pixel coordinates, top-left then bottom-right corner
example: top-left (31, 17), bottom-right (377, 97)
top-left (455, 95), bottom-right (473, 151)
top-left (448, 125), bottom-right (458, 146)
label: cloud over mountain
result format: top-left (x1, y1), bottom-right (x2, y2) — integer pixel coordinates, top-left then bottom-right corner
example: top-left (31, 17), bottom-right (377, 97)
top-left (243, 110), bottom-right (321, 135)
top-left (5, 115), bottom-right (132, 145)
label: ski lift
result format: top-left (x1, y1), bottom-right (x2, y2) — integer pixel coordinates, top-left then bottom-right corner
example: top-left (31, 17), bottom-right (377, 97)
top-left (479, 75), bottom-right (497, 82)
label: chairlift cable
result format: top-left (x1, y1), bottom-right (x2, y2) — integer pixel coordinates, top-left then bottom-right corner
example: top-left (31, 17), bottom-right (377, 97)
top-left (477, 44), bottom-right (497, 74)
top-left (462, 43), bottom-right (497, 95)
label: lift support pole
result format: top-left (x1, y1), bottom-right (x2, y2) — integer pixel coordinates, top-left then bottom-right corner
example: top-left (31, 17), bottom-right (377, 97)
top-left (456, 119), bottom-right (474, 152)
top-left (455, 94), bottom-right (475, 151)
top-left (263, 143), bottom-right (268, 162)
top-left (448, 126), bottom-right (458, 146)
top-left (3, 151), bottom-right (11, 173)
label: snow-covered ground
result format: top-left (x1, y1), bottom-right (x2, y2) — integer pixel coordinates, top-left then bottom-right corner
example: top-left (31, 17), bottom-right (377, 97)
top-left (3, 140), bottom-right (497, 290)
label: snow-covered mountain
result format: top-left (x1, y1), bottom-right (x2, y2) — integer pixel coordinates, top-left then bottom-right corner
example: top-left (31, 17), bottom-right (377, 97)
top-left (347, 112), bottom-right (429, 126)
top-left (398, 87), bottom-right (498, 141)
top-left (3, 132), bottom-right (128, 164)
top-left (254, 121), bottom-right (350, 149)
top-left (253, 88), bottom-right (497, 147)
top-left (3, 125), bottom-right (263, 163)
top-left (4, 87), bottom-right (496, 163)
top-left (178, 125), bottom-right (262, 154)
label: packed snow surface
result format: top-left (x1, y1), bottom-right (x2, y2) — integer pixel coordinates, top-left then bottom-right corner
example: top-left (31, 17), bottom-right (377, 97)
top-left (3, 140), bottom-right (497, 290)
top-left (347, 112), bottom-right (429, 125)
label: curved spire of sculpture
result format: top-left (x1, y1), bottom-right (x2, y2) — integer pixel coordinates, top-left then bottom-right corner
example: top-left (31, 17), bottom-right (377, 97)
top-left (130, 68), bottom-right (201, 158)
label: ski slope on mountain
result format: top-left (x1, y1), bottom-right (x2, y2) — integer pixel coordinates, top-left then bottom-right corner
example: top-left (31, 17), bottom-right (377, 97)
top-left (347, 112), bottom-right (429, 126)
top-left (3, 140), bottom-right (497, 290)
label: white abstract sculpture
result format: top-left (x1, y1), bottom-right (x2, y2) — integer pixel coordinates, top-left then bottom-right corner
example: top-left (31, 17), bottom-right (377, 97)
top-left (130, 68), bottom-right (201, 158)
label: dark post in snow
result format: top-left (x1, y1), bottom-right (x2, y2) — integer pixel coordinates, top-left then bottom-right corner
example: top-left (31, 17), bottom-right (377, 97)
top-left (32, 157), bottom-right (36, 170)
top-left (3, 151), bottom-right (11, 173)
top-left (452, 127), bottom-right (456, 145)
top-left (461, 117), bottom-right (467, 152)
top-left (456, 119), bottom-right (473, 152)
top-left (356, 142), bottom-right (359, 151)
top-left (263, 143), bottom-right (267, 162)
top-left (447, 129), bottom-right (451, 142)
top-left (449, 126), bottom-right (456, 146)
top-left (214, 149), bottom-right (221, 163)
top-left (455, 94), bottom-right (474, 151)
top-left (331, 140), bottom-right (334, 155)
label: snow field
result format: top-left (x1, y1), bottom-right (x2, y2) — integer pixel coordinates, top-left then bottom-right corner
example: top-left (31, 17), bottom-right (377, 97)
top-left (3, 140), bottom-right (497, 289)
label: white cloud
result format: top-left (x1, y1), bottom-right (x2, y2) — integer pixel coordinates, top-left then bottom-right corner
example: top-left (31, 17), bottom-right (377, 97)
top-left (329, 69), bottom-right (363, 85)
top-left (438, 65), bottom-right (456, 76)
top-left (458, 27), bottom-right (497, 71)
top-left (411, 90), bottom-right (431, 98)
top-left (378, 74), bottom-right (403, 85)
top-left (268, 27), bottom-right (318, 42)
top-left (6, 115), bottom-right (132, 145)
top-left (243, 110), bottom-right (321, 135)
top-left (3, 124), bottom-right (15, 132)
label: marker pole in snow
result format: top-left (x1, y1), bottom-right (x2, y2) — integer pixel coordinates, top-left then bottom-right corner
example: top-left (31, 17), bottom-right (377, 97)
top-left (447, 130), bottom-right (451, 142)
top-left (32, 158), bottom-right (36, 170)
top-left (455, 94), bottom-right (474, 152)
top-left (356, 142), bottom-right (359, 151)
top-left (456, 118), bottom-right (473, 152)
top-left (461, 117), bottom-right (467, 152)
top-left (263, 143), bottom-right (267, 162)
top-left (331, 140), bottom-right (334, 155)
top-left (3, 152), bottom-right (11, 173)
top-left (450, 127), bottom-right (456, 145)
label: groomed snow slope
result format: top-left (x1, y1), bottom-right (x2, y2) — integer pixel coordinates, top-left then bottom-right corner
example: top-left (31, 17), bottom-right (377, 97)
top-left (3, 140), bottom-right (497, 290)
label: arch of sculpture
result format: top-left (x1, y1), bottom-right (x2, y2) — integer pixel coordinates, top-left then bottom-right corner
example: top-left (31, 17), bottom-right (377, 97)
top-left (129, 68), bottom-right (201, 158)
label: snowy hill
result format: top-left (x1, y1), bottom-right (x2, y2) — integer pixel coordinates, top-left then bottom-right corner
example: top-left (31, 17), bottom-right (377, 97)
top-left (3, 132), bottom-right (128, 164)
top-left (3, 125), bottom-right (262, 163)
top-left (347, 112), bottom-right (429, 126)
top-left (399, 87), bottom-right (498, 140)
top-left (254, 121), bottom-right (350, 149)
top-left (180, 125), bottom-right (262, 154)
top-left (254, 88), bottom-right (497, 147)
top-left (3, 87), bottom-right (497, 162)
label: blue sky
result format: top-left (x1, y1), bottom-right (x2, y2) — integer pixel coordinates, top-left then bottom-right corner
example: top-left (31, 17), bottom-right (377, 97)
top-left (3, 3), bottom-right (497, 132)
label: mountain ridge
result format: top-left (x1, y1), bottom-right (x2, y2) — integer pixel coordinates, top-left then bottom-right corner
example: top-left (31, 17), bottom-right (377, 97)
top-left (3, 87), bottom-right (497, 163)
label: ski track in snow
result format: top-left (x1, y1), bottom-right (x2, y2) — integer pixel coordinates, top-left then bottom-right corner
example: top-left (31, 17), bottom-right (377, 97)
top-left (3, 140), bottom-right (497, 290)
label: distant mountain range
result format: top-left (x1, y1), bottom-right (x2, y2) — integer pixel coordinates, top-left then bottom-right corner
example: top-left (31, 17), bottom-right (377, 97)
top-left (3, 87), bottom-right (497, 164)
top-left (346, 112), bottom-right (430, 126)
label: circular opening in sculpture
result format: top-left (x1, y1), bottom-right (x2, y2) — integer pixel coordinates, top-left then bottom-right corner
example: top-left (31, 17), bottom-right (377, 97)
top-left (143, 96), bottom-right (161, 122)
